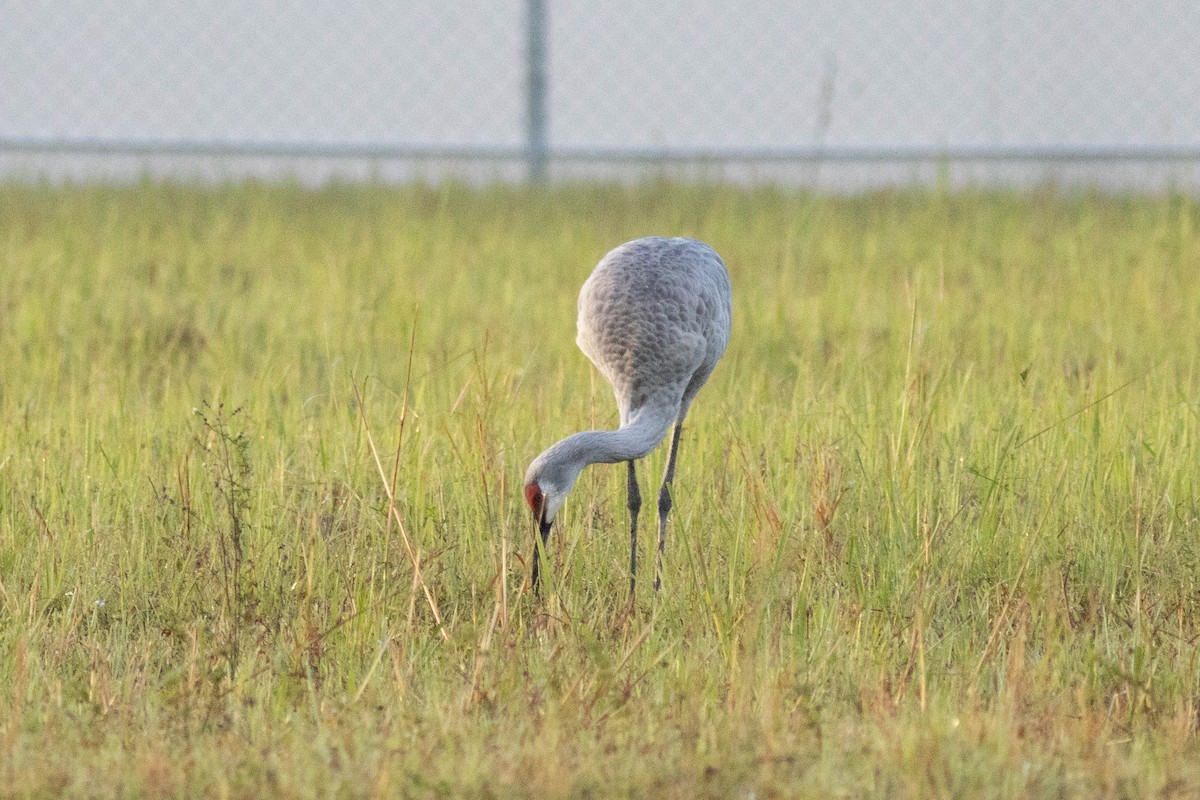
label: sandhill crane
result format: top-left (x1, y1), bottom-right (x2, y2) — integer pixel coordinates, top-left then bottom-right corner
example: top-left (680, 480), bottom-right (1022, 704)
top-left (523, 237), bottom-right (732, 596)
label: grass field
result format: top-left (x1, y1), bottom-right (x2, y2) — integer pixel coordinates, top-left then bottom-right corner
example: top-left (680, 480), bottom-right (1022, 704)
top-left (1, 180), bottom-right (1199, 798)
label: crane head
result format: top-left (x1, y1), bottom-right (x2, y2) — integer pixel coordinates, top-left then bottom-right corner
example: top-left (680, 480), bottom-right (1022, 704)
top-left (524, 445), bottom-right (581, 529)
top-left (524, 482), bottom-right (547, 522)
top-left (524, 479), bottom-right (565, 530)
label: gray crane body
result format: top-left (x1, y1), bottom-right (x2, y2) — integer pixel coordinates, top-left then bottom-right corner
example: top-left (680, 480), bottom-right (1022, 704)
top-left (524, 236), bottom-right (732, 594)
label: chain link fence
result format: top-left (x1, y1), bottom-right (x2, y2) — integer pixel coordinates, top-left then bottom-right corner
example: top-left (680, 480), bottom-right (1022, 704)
top-left (2, 0), bottom-right (1198, 188)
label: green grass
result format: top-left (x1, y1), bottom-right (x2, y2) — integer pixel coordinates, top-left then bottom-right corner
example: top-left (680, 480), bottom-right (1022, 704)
top-left (1, 179), bottom-right (1199, 798)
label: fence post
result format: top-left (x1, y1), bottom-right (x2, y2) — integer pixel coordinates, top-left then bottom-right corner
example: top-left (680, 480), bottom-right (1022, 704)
top-left (526, 0), bottom-right (549, 183)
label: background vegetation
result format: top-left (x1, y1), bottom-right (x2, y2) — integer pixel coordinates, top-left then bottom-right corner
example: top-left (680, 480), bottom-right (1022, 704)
top-left (1, 181), bottom-right (1198, 798)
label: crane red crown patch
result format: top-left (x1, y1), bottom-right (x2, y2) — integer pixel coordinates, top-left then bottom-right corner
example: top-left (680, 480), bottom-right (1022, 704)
top-left (524, 483), bottom-right (544, 517)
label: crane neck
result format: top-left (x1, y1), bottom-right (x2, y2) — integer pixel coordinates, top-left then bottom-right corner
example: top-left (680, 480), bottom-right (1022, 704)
top-left (536, 406), bottom-right (676, 480)
top-left (563, 407), bottom-right (675, 467)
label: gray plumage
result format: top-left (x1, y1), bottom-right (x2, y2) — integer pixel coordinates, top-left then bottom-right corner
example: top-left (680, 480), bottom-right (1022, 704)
top-left (524, 236), bottom-right (732, 595)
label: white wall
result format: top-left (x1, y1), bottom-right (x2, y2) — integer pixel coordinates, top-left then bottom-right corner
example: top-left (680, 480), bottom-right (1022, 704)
top-left (2, 0), bottom-right (1197, 184)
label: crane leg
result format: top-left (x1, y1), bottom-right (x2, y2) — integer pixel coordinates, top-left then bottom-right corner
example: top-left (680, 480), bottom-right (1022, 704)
top-left (654, 422), bottom-right (683, 591)
top-left (627, 459), bottom-right (641, 598)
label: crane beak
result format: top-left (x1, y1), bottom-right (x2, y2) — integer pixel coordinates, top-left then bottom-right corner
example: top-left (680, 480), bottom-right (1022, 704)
top-left (530, 494), bottom-right (553, 595)
top-left (532, 489), bottom-right (551, 541)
